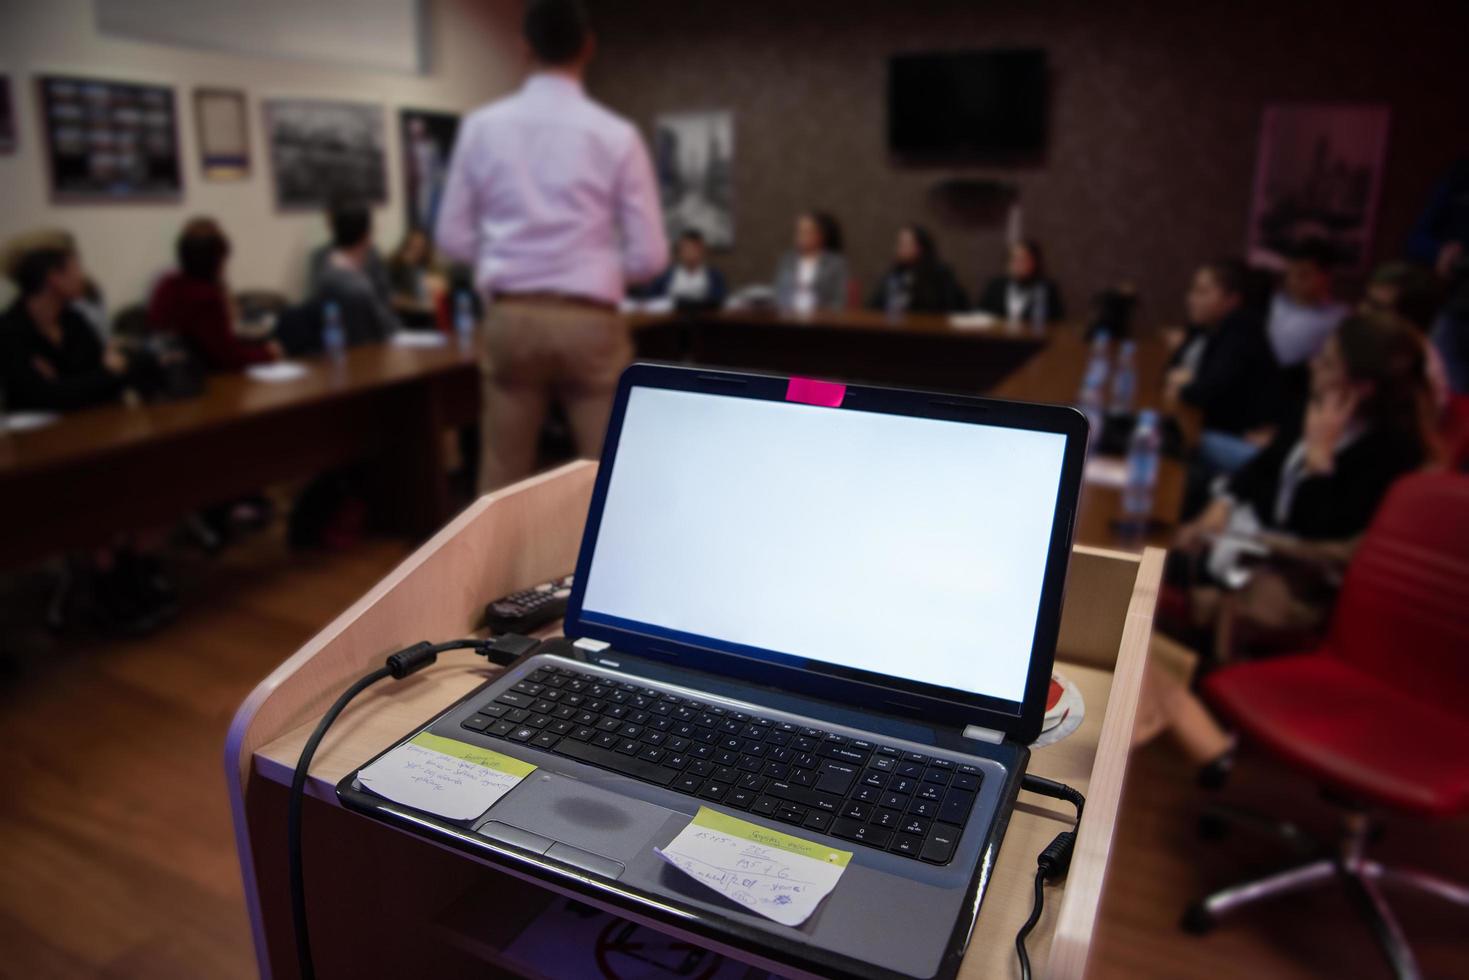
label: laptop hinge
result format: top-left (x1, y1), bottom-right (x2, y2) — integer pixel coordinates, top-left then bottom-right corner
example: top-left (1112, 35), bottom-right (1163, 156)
top-left (961, 724), bottom-right (1006, 744)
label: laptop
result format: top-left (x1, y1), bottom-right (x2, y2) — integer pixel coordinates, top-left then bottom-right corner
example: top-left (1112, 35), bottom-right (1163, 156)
top-left (339, 363), bottom-right (1087, 979)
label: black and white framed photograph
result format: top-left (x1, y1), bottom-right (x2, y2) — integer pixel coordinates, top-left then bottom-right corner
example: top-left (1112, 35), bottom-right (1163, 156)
top-left (194, 87), bottom-right (249, 180)
top-left (37, 74), bottom-right (182, 201)
top-left (0, 76), bottom-right (15, 154)
top-left (399, 108), bottom-right (459, 232)
top-left (263, 98), bottom-right (386, 209)
top-left (1246, 103), bottom-right (1390, 271)
top-left (653, 109), bottom-right (734, 248)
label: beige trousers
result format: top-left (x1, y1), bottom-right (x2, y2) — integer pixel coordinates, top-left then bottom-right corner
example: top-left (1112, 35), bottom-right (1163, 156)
top-left (477, 299), bottom-right (632, 492)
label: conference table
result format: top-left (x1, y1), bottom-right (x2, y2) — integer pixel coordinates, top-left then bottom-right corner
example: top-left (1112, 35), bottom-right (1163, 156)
top-left (0, 311), bottom-right (1182, 573)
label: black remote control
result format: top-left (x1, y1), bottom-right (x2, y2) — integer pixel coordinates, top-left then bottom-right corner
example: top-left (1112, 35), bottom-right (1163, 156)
top-left (483, 574), bottom-right (574, 634)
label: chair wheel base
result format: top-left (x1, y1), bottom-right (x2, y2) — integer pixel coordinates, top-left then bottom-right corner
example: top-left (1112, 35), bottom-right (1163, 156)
top-left (1181, 902), bottom-right (1216, 935)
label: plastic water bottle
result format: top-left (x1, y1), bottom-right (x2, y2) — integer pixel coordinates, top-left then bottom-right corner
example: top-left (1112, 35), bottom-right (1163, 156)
top-left (1077, 332), bottom-right (1111, 446)
top-left (454, 289), bottom-right (477, 345)
top-left (1122, 409), bottom-right (1162, 533)
top-left (1109, 340), bottom-right (1137, 416)
top-left (1030, 286), bottom-right (1049, 334)
top-left (321, 300), bottom-right (346, 362)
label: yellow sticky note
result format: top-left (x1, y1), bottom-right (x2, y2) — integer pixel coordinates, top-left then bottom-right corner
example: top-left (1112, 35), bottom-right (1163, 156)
top-left (690, 806), bottom-right (852, 867)
top-left (358, 731), bottom-right (536, 820)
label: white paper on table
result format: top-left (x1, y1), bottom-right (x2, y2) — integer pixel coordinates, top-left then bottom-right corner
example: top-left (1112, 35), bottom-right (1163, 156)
top-left (245, 361), bottom-right (309, 383)
top-left (1083, 455), bottom-right (1129, 488)
top-left (390, 330), bottom-right (449, 349)
top-left (357, 731), bottom-right (536, 821)
top-left (948, 312), bottom-right (998, 330)
top-left (655, 806), bottom-right (851, 927)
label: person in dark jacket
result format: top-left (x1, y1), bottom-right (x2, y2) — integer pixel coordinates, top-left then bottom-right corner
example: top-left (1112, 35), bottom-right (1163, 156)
top-left (867, 224), bottom-right (968, 314)
top-left (148, 217), bottom-right (280, 370)
top-left (976, 240), bottom-right (1064, 323)
top-left (642, 230), bottom-right (728, 310)
top-left (1179, 310), bottom-right (1433, 547)
top-left (0, 229), bottom-right (129, 412)
top-left (1166, 258), bottom-right (1284, 465)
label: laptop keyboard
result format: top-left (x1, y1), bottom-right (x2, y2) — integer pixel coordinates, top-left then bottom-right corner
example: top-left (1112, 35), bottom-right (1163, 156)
top-left (459, 663), bottom-right (983, 865)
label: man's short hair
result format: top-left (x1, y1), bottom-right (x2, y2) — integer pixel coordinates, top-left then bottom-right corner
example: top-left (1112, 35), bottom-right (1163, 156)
top-left (4, 229), bottom-right (77, 298)
top-left (330, 201), bottom-right (373, 250)
top-left (678, 229), bottom-right (706, 246)
top-left (1285, 236), bottom-right (1337, 271)
top-left (524, 0), bottom-right (591, 65)
top-left (177, 217), bottom-right (231, 281)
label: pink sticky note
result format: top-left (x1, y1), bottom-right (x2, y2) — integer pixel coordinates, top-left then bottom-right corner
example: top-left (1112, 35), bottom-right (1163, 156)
top-left (785, 377), bottom-right (846, 407)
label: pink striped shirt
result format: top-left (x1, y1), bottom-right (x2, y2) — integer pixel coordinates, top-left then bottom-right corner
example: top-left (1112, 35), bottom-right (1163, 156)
top-left (435, 73), bottom-right (668, 306)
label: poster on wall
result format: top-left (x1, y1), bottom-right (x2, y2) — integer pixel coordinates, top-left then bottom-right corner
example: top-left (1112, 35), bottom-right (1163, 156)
top-left (0, 77), bottom-right (15, 153)
top-left (653, 109), bottom-right (734, 248)
top-left (37, 74), bottom-right (182, 201)
top-left (263, 98), bottom-right (386, 210)
top-left (194, 87), bottom-right (249, 180)
top-left (399, 108), bottom-right (459, 233)
top-left (1246, 103), bottom-right (1390, 272)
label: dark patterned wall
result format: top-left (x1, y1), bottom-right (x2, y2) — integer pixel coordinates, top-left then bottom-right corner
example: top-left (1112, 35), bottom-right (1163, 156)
top-left (589, 0), bottom-right (1469, 328)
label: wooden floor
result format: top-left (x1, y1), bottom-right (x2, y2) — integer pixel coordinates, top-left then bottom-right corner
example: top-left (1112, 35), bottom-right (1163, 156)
top-left (1, 526), bottom-right (1465, 979)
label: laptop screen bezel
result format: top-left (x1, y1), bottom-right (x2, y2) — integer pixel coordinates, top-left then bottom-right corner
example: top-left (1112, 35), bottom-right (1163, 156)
top-left (562, 363), bottom-right (1088, 743)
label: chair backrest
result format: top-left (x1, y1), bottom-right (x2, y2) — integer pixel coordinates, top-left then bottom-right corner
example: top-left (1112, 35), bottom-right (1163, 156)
top-left (1329, 472), bottom-right (1469, 717)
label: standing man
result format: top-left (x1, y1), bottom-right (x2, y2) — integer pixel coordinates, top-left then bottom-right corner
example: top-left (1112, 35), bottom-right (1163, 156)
top-left (436, 0), bottom-right (668, 491)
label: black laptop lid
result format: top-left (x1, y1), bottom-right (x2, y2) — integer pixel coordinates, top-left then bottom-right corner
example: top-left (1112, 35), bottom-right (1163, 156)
top-left (563, 364), bottom-right (1087, 743)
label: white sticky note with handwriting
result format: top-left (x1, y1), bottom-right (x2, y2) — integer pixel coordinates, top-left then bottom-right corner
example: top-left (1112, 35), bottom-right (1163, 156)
top-left (656, 806), bottom-right (851, 927)
top-left (358, 731), bottom-right (535, 821)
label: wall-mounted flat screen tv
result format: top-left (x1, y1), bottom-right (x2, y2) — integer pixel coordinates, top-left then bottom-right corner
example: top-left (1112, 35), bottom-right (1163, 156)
top-left (888, 49), bottom-right (1048, 158)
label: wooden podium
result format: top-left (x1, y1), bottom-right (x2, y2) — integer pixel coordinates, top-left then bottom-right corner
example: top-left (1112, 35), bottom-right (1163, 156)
top-left (227, 461), bottom-right (1162, 979)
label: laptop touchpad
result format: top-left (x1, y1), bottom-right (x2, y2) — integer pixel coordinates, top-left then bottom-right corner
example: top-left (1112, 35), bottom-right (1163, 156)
top-left (486, 771), bottom-right (684, 878)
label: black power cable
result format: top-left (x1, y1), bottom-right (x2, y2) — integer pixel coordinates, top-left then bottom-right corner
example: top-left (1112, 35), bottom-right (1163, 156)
top-left (288, 635), bottom-right (538, 980)
top-left (1016, 773), bottom-right (1087, 980)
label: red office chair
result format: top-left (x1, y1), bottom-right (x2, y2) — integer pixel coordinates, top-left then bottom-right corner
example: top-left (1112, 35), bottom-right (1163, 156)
top-left (1183, 472), bottom-right (1469, 979)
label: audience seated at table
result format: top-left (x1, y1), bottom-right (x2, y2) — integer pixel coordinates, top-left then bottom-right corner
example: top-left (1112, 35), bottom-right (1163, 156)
top-left (307, 198), bottom-right (394, 306)
top-left (976, 240), bottom-right (1065, 323)
top-left (1166, 258), bottom-right (1283, 483)
top-left (1265, 238), bottom-right (1349, 368)
top-left (867, 224), bottom-right (968, 314)
top-left (641, 230), bottom-right (728, 311)
top-left (1173, 310), bottom-right (1434, 646)
top-left (310, 202), bottom-right (402, 344)
top-left (773, 211), bottom-right (849, 313)
top-left (386, 227), bottom-right (446, 327)
top-left (0, 230), bottom-right (132, 412)
top-left (148, 218), bottom-right (281, 371)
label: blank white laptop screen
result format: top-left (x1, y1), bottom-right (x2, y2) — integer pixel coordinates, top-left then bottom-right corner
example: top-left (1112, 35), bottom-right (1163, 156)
top-left (580, 386), bottom-right (1068, 705)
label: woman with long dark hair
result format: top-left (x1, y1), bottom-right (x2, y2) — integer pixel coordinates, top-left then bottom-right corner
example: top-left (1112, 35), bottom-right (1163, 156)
top-left (867, 224), bottom-right (968, 314)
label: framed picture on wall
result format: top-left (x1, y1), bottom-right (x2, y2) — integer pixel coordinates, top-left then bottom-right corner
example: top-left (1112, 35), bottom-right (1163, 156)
top-left (37, 73), bottom-right (183, 201)
top-left (399, 108), bottom-right (459, 233)
top-left (1246, 103), bottom-right (1390, 272)
top-left (195, 87), bottom-right (249, 180)
top-left (263, 98), bottom-right (386, 210)
top-left (653, 109), bottom-right (734, 248)
top-left (0, 76), bottom-right (15, 154)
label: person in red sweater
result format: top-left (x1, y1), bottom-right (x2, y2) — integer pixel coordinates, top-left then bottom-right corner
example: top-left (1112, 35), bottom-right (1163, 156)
top-left (148, 218), bottom-right (280, 369)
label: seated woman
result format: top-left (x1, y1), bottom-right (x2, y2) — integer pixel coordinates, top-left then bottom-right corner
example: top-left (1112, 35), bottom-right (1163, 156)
top-left (1141, 311), bottom-right (1436, 778)
top-left (643, 230), bottom-right (728, 310)
top-left (867, 224), bottom-right (968, 314)
top-left (1173, 310), bottom-right (1435, 645)
top-left (0, 230), bottom-right (175, 633)
top-left (0, 230), bottom-right (131, 410)
top-left (386, 228), bottom-right (446, 327)
top-left (773, 211), bottom-right (849, 313)
top-left (1166, 258), bottom-right (1283, 488)
top-left (149, 218), bottom-right (279, 370)
top-left (976, 240), bottom-right (1064, 323)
